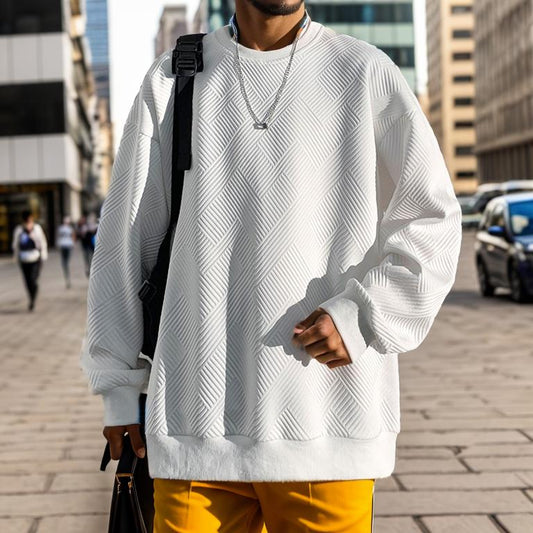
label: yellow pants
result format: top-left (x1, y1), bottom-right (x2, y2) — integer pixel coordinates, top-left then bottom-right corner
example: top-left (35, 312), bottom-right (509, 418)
top-left (153, 478), bottom-right (375, 533)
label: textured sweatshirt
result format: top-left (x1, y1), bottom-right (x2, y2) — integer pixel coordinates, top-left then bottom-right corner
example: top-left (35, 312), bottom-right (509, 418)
top-left (80, 19), bottom-right (463, 482)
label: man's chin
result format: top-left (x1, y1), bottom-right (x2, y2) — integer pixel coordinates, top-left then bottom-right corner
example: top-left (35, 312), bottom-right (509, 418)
top-left (246, 0), bottom-right (304, 17)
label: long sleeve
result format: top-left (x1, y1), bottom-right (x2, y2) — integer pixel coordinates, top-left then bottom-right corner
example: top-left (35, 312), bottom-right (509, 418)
top-left (36, 224), bottom-right (48, 261)
top-left (318, 50), bottom-right (463, 365)
top-left (80, 74), bottom-right (170, 426)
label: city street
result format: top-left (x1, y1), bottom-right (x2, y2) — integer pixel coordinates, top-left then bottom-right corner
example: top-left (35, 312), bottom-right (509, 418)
top-left (0, 229), bottom-right (532, 532)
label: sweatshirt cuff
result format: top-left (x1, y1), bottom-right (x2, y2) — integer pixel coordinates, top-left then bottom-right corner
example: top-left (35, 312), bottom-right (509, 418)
top-left (102, 385), bottom-right (141, 426)
top-left (318, 293), bottom-right (369, 366)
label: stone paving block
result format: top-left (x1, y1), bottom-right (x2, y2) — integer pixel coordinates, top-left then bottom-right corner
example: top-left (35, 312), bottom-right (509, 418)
top-left (373, 490), bottom-right (533, 516)
top-left (37, 514), bottom-right (109, 533)
top-left (496, 513), bottom-right (533, 533)
top-left (373, 517), bottom-right (422, 532)
top-left (398, 430), bottom-right (529, 447)
top-left (50, 471), bottom-right (116, 492)
top-left (0, 518), bottom-right (34, 533)
top-left (457, 443), bottom-right (533, 457)
top-left (516, 472), bottom-right (533, 487)
top-left (402, 418), bottom-right (533, 431)
top-left (374, 476), bottom-right (400, 491)
top-left (0, 475), bottom-right (49, 494)
top-left (464, 456), bottom-right (533, 472)
top-left (0, 491), bottom-right (111, 517)
top-left (0, 449), bottom-right (65, 462)
top-left (0, 460), bottom-right (103, 475)
top-left (397, 472), bottom-right (526, 491)
top-left (396, 447), bottom-right (456, 459)
top-left (394, 458), bottom-right (467, 474)
top-left (423, 408), bottom-right (503, 419)
top-left (420, 515), bottom-right (500, 532)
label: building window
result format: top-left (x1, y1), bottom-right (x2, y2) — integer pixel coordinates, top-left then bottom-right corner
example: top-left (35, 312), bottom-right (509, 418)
top-left (455, 146), bottom-right (474, 156)
top-left (0, 0), bottom-right (63, 35)
top-left (453, 75), bottom-right (474, 83)
top-left (379, 46), bottom-right (415, 67)
top-left (453, 52), bottom-right (473, 60)
top-left (453, 29), bottom-right (473, 39)
top-left (308, 3), bottom-right (413, 24)
top-left (0, 82), bottom-right (65, 136)
top-left (451, 6), bottom-right (473, 14)
top-left (455, 121), bottom-right (474, 129)
top-left (456, 171), bottom-right (476, 179)
top-left (455, 97), bottom-right (474, 106)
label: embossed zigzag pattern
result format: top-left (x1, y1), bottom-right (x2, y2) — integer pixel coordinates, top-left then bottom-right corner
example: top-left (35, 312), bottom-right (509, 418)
top-left (81, 23), bottom-right (462, 449)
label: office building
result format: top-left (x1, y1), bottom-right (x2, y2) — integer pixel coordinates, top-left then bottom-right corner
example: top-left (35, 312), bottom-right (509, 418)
top-left (474, 0), bottom-right (533, 183)
top-left (85, 0), bottom-right (114, 200)
top-left (0, 0), bottom-right (97, 252)
top-left (426, 0), bottom-right (477, 194)
top-left (155, 5), bottom-right (189, 57)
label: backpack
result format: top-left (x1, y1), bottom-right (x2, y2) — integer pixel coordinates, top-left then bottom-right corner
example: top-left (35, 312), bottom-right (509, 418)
top-left (18, 226), bottom-right (41, 262)
top-left (19, 227), bottom-right (37, 251)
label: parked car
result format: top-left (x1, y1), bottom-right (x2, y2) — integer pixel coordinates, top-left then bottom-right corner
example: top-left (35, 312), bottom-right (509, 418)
top-left (475, 192), bottom-right (533, 302)
top-left (468, 183), bottom-right (505, 213)
top-left (459, 194), bottom-right (483, 229)
top-left (468, 180), bottom-right (533, 214)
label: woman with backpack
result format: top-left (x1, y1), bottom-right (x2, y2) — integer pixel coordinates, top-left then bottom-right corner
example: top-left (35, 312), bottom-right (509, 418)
top-left (12, 209), bottom-right (48, 311)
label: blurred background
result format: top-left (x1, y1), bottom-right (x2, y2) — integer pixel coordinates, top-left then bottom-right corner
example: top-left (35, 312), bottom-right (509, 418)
top-left (0, 1), bottom-right (532, 532)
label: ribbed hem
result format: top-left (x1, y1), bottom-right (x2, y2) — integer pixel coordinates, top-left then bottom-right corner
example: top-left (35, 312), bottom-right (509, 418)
top-left (102, 385), bottom-right (141, 426)
top-left (145, 431), bottom-right (397, 481)
top-left (318, 292), bottom-right (369, 367)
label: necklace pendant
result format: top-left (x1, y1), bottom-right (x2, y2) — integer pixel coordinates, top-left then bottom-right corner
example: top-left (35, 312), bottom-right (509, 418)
top-left (254, 122), bottom-right (267, 129)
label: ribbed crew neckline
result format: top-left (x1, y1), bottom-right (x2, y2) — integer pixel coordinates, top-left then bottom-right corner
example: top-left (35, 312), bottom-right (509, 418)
top-left (214, 20), bottom-right (324, 61)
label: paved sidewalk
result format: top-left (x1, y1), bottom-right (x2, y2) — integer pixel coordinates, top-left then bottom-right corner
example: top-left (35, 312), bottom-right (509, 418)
top-left (0, 231), bottom-right (532, 532)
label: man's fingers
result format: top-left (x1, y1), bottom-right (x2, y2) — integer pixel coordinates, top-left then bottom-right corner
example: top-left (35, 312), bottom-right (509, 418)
top-left (127, 424), bottom-right (146, 459)
top-left (105, 427), bottom-right (125, 460)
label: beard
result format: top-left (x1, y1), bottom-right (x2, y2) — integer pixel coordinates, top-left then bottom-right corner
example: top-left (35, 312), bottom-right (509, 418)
top-left (246, 0), bottom-right (305, 17)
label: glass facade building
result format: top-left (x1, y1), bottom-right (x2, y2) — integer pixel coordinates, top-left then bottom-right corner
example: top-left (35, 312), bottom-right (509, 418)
top-left (307, 1), bottom-right (416, 90)
top-left (85, 0), bottom-right (111, 113)
top-left (203, 0), bottom-right (416, 91)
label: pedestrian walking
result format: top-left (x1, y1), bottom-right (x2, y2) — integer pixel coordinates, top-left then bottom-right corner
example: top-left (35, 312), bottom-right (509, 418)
top-left (12, 209), bottom-right (48, 311)
top-left (77, 213), bottom-right (98, 277)
top-left (57, 215), bottom-right (76, 288)
top-left (81, 2), bottom-right (463, 532)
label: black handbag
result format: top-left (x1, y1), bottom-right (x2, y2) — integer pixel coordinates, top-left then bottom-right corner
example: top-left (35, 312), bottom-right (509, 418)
top-left (99, 32), bottom-right (206, 533)
top-left (100, 393), bottom-right (153, 533)
top-left (138, 32), bottom-right (206, 360)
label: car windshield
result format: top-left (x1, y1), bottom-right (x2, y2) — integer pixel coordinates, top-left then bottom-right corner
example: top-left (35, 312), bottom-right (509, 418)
top-left (508, 200), bottom-right (533, 236)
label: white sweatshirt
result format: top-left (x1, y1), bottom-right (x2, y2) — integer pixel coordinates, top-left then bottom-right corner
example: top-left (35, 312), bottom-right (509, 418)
top-left (80, 20), bottom-right (462, 482)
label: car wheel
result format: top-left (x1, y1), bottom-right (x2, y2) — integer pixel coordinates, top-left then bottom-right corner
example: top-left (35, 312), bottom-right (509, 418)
top-left (508, 262), bottom-right (530, 303)
top-left (476, 258), bottom-right (495, 297)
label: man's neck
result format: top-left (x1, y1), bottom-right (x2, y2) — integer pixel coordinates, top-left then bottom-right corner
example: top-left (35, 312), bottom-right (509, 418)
top-left (233, 1), bottom-right (306, 52)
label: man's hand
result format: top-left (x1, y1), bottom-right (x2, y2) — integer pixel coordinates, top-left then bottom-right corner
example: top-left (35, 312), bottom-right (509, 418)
top-left (103, 424), bottom-right (146, 460)
top-left (292, 308), bottom-right (352, 369)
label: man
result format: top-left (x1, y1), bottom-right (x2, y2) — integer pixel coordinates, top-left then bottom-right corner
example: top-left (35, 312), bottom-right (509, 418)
top-left (81, 1), bottom-right (462, 531)
top-left (12, 209), bottom-right (48, 311)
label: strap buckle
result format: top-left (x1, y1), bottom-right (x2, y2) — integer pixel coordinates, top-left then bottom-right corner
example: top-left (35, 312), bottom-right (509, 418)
top-left (172, 40), bottom-right (203, 76)
top-left (138, 279), bottom-right (157, 302)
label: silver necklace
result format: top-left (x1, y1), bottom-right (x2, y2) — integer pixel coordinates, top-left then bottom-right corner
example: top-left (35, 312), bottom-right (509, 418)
top-left (229, 11), bottom-right (311, 129)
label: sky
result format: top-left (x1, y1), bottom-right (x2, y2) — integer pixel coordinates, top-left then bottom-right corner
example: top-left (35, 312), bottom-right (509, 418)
top-left (108, 0), bottom-right (428, 153)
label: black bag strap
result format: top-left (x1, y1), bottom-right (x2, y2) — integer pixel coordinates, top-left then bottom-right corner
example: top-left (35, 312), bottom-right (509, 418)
top-left (137, 32), bottom-right (206, 305)
top-left (170, 33), bottom-right (206, 224)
